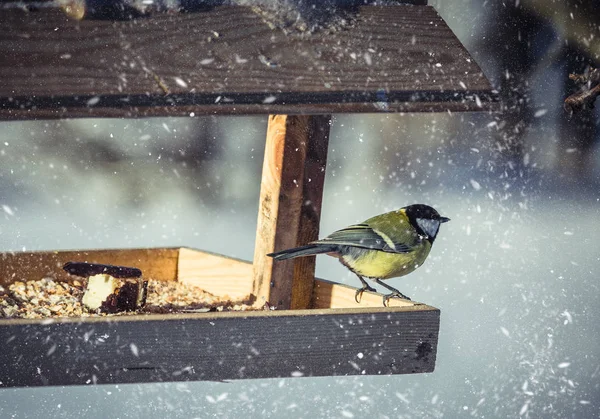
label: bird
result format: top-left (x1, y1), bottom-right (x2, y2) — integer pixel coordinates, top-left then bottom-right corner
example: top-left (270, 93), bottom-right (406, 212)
top-left (267, 204), bottom-right (449, 306)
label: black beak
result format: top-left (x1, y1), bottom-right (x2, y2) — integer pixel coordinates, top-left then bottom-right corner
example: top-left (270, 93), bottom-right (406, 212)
top-left (440, 216), bottom-right (450, 223)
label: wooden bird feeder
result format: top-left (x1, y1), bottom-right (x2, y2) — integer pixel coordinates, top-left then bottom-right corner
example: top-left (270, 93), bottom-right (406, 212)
top-left (0, 0), bottom-right (496, 387)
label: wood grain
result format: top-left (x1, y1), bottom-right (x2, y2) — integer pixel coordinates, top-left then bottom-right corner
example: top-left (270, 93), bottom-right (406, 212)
top-left (0, 5), bottom-right (497, 119)
top-left (311, 278), bottom-right (416, 309)
top-left (252, 115), bottom-right (310, 309)
top-left (0, 248), bottom-right (179, 287)
top-left (0, 304), bottom-right (440, 387)
top-left (177, 247), bottom-right (254, 302)
top-left (290, 115), bottom-right (330, 309)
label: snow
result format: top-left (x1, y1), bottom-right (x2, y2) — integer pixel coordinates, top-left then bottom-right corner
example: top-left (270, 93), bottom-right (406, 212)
top-left (130, 343), bottom-right (139, 357)
top-left (1, 1), bottom-right (599, 417)
top-left (2, 204), bottom-right (14, 216)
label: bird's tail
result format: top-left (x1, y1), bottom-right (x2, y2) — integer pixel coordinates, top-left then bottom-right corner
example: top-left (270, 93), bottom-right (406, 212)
top-left (267, 244), bottom-right (338, 260)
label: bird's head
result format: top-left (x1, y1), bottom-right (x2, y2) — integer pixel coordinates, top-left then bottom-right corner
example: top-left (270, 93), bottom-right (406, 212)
top-left (403, 204), bottom-right (450, 242)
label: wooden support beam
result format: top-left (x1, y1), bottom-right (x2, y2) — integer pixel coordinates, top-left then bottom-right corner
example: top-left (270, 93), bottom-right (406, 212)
top-left (290, 116), bottom-right (330, 309)
top-left (252, 115), bottom-right (331, 309)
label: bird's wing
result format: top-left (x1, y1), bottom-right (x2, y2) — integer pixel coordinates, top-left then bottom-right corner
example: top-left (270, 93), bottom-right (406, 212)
top-left (313, 224), bottom-right (412, 253)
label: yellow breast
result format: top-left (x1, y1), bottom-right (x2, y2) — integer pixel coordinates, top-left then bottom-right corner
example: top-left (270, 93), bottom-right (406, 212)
top-left (340, 241), bottom-right (432, 279)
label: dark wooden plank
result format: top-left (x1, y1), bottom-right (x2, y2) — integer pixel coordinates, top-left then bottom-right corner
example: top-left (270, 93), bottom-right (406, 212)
top-left (3, 0), bottom-right (429, 17)
top-left (290, 115), bottom-right (330, 309)
top-left (0, 305), bottom-right (439, 387)
top-left (0, 99), bottom-right (497, 119)
top-left (0, 5), bottom-right (496, 119)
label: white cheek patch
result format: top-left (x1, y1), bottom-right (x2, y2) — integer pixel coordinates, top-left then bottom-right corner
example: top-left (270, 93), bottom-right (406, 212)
top-left (416, 218), bottom-right (440, 239)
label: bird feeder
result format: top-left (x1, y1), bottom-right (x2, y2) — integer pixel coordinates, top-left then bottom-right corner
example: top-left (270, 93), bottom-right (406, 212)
top-left (0, 0), bottom-right (496, 387)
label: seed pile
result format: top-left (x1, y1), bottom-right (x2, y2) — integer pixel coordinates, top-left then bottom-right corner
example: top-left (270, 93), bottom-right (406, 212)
top-left (0, 278), bottom-right (251, 319)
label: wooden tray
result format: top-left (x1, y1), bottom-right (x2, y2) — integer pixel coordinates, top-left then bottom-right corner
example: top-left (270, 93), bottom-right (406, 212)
top-left (0, 247), bottom-right (440, 387)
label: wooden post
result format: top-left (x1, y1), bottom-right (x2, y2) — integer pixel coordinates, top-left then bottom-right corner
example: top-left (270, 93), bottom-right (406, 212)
top-left (291, 116), bottom-right (330, 309)
top-left (252, 115), bottom-right (331, 309)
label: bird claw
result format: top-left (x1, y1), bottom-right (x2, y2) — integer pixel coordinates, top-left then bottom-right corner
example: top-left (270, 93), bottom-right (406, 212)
top-left (354, 289), bottom-right (363, 303)
top-left (354, 285), bottom-right (377, 303)
top-left (382, 291), bottom-right (412, 307)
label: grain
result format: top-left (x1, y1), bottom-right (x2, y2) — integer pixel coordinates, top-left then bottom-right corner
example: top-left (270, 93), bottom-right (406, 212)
top-left (0, 277), bottom-right (252, 319)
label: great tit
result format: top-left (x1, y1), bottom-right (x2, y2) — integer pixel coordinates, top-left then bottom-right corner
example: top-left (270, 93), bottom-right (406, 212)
top-left (268, 204), bottom-right (449, 306)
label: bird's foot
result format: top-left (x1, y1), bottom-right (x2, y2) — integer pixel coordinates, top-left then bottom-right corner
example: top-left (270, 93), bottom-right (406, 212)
top-left (382, 291), bottom-right (411, 307)
top-left (354, 284), bottom-right (377, 303)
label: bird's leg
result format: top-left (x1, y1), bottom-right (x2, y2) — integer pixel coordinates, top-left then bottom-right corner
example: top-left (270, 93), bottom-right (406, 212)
top-left (354, 275), bottom-right (376, 303)
top-left (374, 279), bottom-right (411, 307)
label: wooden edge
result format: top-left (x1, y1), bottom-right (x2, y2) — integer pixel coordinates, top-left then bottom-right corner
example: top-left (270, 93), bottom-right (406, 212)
top-left (0, 247), bottom-right (180, 287)
top-left (177, 247), bottom-right (254, 302)
top-left (0, 303), bottom-right (438, 326)
top-left (0, 98), bottom-right (501, 121)
top-left (7, 0), bottom-right (428, 16)
top-left (0, 304), bottom-right (440, 386)
top-left (311, 278), bottom-right (419, 309)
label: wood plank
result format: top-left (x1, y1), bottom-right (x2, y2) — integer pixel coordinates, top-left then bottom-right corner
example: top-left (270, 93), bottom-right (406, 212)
top-left (0, 5), bottom-right (497, 119)
top-left (0, 100), bottom-right (497, 119)
top-left (290, 115), bottom-right (330, 309)
top-left (252, 115), bottom-right (323, 309)
top-left (0, 248), bottom-right (179, 287)
top-left (0, 305), bottom-right (439, 387)
top-left (4, 0), bottom-right (429, 17)
top-left (177, 248), bottom-right (253, 302)
top-left (311, 278), bottom-right (416, 309)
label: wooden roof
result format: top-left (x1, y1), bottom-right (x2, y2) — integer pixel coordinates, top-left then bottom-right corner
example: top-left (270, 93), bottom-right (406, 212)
top-left (0, 4), bottom-right (497, 119)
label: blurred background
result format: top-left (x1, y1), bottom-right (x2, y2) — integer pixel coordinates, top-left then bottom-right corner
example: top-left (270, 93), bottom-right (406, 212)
top-left (1, 0), bottom-right (599, 418)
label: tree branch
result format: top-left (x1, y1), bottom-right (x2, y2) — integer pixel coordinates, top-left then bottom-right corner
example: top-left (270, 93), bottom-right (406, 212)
top-left (564, 68), bottom-right (600, 114)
